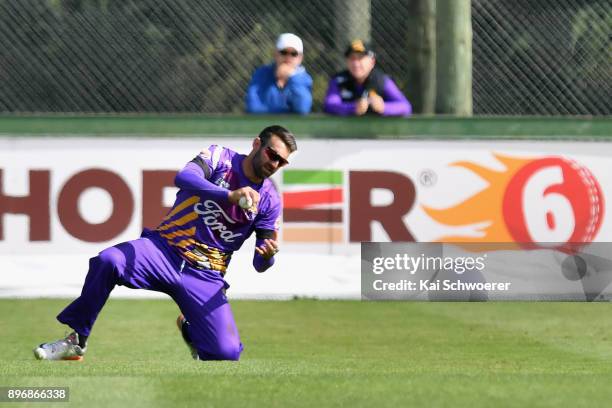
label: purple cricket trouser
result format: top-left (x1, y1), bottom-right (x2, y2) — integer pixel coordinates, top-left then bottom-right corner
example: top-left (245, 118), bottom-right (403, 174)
top-left (56, 230), bottom-right (243, 361)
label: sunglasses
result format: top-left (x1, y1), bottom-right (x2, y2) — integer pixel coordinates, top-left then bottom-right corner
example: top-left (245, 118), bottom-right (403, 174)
top-left (264, 146), bottom-right (289, 167)
top-left (279, 49), bottom-right (299, 57)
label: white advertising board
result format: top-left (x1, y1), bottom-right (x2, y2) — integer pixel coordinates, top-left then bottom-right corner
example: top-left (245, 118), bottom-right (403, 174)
top-left (1, 137), bottom-right (611, 298)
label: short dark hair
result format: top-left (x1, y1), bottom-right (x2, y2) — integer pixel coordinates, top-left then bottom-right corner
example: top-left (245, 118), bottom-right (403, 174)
top-left (258, 125), bottom-right (297, 153)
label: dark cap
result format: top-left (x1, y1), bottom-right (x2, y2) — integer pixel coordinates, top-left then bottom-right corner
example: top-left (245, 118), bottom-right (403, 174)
top-left (344, 39), bottom-right (375, 57)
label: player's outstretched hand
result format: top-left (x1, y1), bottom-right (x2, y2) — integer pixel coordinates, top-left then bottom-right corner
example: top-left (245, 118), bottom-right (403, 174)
top-left (228, 187), bottom-right (260, 209)
top-left (255, 239), bottom-right (279, 259)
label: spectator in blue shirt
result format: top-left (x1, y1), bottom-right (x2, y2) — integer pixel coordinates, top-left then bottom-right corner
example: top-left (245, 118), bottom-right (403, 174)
top-left (245, 33), bottom-right (313, 114)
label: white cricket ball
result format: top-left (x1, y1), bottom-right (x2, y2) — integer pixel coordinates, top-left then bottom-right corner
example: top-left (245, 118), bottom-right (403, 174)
top-left (239, 196), bottom-right (253, 209)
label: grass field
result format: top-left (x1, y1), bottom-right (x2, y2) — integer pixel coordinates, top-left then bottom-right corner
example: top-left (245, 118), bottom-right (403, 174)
top-left (2, 299), bottom-right (612, 407)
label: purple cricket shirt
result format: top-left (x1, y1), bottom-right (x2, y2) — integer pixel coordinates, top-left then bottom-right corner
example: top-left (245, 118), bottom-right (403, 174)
top-left (154, 145), bottom-right (281, 274)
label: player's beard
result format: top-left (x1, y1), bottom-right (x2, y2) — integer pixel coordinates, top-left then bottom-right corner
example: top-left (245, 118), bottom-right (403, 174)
top-left (252, 147), bottom-right (273, 179)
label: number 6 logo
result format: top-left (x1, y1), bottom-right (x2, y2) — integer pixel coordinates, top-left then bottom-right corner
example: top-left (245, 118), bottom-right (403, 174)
top-left (503, 157), bottom-right (604, 247)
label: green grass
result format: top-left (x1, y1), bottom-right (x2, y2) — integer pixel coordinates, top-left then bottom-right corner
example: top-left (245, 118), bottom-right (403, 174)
top-left (2, 299), bottom-right (612, 407)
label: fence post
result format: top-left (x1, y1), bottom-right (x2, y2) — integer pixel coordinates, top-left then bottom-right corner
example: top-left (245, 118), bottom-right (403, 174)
top-left (436, 0), bottom-right (472, 115)
top-left (406, 0), bottom-right (437, 114)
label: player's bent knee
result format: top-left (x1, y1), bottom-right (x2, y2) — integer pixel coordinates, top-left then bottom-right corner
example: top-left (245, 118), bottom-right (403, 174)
top-left (198, 342), bottom-right (243, 361)
top-left (215, 342), bottom-right (242, 361)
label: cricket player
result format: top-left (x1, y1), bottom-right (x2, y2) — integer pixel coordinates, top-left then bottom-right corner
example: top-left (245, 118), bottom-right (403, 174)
top-left (34, 125), bottom-right (296, 361)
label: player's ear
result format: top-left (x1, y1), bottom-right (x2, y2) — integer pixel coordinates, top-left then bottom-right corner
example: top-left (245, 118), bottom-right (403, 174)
top-left (253, 137), bottom-right (262, 150)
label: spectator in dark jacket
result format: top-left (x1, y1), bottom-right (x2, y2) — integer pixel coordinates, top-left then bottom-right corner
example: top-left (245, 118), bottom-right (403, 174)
top-left (246, 33), bottom-right (313, 114)
top-left (324, 40), bottom-right (412, 116)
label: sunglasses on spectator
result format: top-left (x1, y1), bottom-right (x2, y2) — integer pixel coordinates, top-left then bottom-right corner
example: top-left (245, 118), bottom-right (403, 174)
top-left (264, 146), bottom-right (289, 167)
top-left (279, 49), bottom-right (299, 57)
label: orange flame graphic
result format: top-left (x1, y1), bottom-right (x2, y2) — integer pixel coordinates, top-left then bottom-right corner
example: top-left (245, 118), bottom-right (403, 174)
top-left (423, 153), bottom-right (532, 243)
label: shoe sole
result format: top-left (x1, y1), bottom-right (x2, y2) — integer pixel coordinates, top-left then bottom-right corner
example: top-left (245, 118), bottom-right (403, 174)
top-left (176, 314), bottom-right (185, 330)
top-left (176, 314), bottom-right (199, 360)
top-left (33, 348), bottom-right (84, 361)
top-left (62, 355), bottom-right (84, 361)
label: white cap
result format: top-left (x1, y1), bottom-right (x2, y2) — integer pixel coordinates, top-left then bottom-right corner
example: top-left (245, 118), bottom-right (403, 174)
top-left (276, 33), bottom-right (303, 54)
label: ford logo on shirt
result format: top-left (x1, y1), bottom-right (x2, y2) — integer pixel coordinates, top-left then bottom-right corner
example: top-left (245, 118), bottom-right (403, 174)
top-left (194, 201), bottom-right (242, 242)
